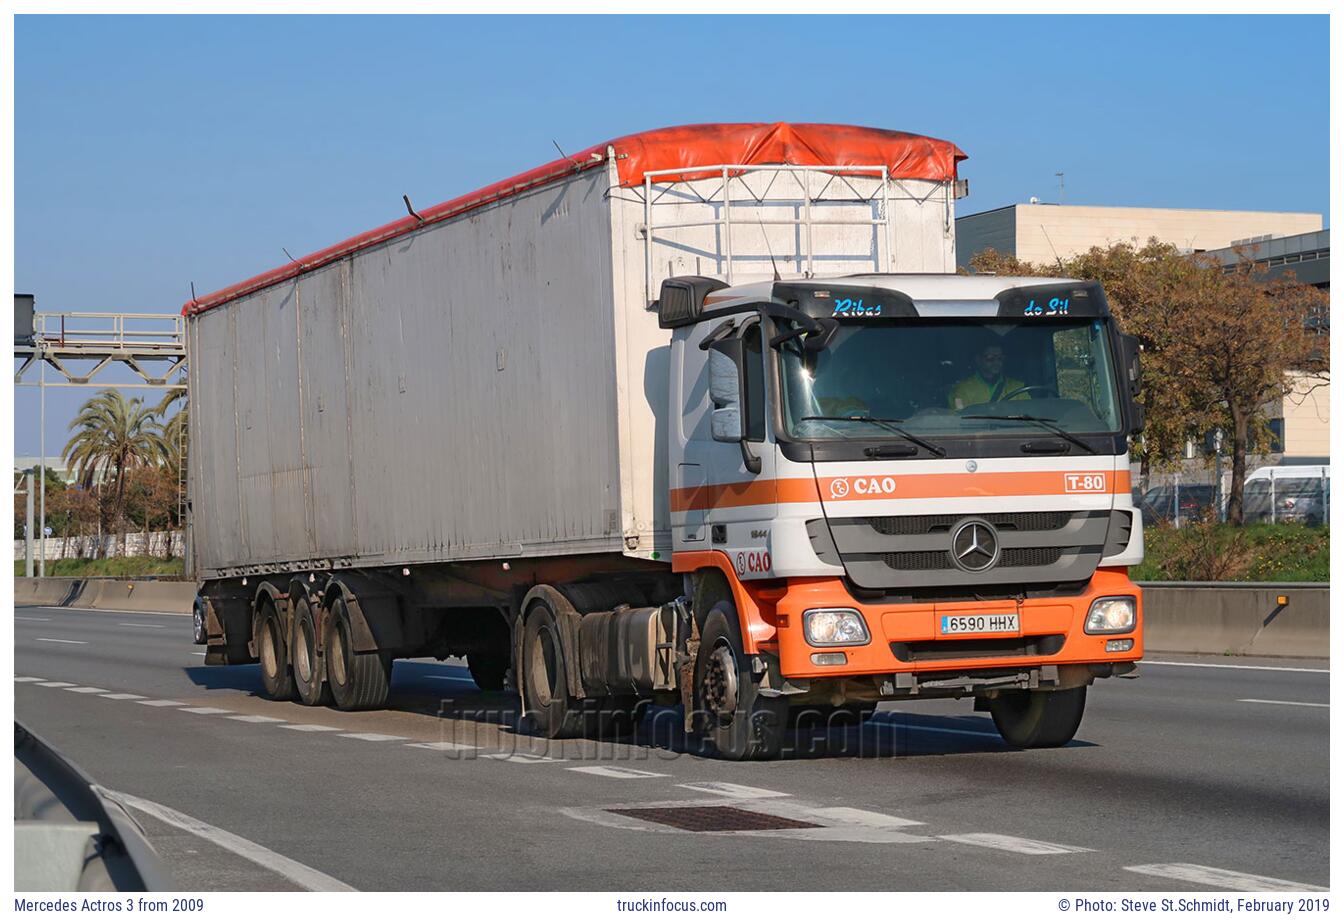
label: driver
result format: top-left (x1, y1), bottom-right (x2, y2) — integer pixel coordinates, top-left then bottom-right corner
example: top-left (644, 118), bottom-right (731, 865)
top-left (948, 342), bottom-right (1028, 410)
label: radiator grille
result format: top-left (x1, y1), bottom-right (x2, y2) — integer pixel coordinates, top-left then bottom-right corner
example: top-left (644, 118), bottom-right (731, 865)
top-left (866, 511), bottom-right (1070, 536)
top-left (881, 546), bottom-right (1064, 571)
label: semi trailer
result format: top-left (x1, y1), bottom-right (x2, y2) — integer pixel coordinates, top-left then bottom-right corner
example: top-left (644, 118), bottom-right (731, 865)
top-left (186, 122), bottom-right (1145, 759)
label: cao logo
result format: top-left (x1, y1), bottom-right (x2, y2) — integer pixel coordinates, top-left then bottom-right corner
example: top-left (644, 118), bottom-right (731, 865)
top-left (829, 476), bottom-right (896, 499)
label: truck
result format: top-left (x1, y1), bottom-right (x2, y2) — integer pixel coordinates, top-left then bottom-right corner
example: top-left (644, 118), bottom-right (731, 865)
top-left (186, 122), bottom-right (1146, 759)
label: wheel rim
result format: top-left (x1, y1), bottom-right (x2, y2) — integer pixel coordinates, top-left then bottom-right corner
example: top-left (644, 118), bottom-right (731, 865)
top-left (700, 643), bottom-right (739, 725)
top-left (528, 621), bottom-right (559, 707)
top-left (329, 618), bottom-right (348, 687)
top-left (194, 607), bottom-right (204, 638)
top-left (260, 619), bottom-right (279, 677)
top-left (294, 616), bottom-right (313, 684)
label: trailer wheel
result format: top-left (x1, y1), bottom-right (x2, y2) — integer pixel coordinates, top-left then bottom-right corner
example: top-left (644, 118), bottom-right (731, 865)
top-left (520, 598), bottom-right (586, 739)
top-left (989, 687), bottom-right (1087, 748)
top-left (467, 653), bottom-right (509, 693)
top-left (192, 597), bottom-right (208, 645)
top-left (324, 595), bottom-right (391, 711)
top-left (694, 603), bottom-right (786, 761)
top-left (256, 601), bottom-right (296, 702)
top-left (291, 596), bottom-right (330, 707)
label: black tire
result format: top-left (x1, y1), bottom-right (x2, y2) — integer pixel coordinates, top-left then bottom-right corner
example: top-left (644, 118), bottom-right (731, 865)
top-left (467, 652), bottom-right (509, 692)
top-left (694, 603), bottom-right (787, 761)
top-left (291, 596), bottom-right (331, 706)
top-left (989, 686), bottom-right (1087, 748)
top-left (256, 601), bottom-right (296, 701)
top-left (192, 598), bottom-right (208, 645)
top-left (323, 595), bottom-right (391, 711)
top-left (520, 598), bottom-right (586, 739)
top-left (790, 701), bottom-right (878, 730)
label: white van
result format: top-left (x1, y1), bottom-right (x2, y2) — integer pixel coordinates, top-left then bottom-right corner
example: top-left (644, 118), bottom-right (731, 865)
top-left (1243, 465), bottom-right (1330, 525)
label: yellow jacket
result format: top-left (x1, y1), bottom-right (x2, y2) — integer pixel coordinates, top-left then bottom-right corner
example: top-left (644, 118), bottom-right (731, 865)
top-left (948, 374), bottom-right (1028, 410)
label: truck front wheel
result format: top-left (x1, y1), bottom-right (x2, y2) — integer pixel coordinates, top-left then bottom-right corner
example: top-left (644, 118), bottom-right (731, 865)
top-left (989, 687), bottom-right (1087, 748)
top-left (694, 603), bottom-right (786, 761)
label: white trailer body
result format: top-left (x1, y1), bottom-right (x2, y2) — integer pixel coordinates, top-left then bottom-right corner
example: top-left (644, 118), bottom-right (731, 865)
top-left (187, 126), bottom-right (960, 579)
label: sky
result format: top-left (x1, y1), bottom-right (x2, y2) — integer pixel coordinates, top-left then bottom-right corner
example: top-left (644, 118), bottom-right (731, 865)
top-left (11, 13), bottom-right (1331, 455)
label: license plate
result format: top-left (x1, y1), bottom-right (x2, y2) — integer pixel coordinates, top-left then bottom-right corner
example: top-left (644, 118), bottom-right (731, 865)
top-left (940, 614), bottom-right (1019, 635)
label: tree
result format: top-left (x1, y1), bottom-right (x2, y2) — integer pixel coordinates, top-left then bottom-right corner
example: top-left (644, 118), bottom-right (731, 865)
top-left (62, 390), bottom-right (169, 555)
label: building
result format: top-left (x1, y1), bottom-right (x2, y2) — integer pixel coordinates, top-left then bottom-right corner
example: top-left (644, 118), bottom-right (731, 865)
top-left (1201, 228), bottom-right (1330, 290)
top-left (956, 203), bottom-right (1323, 269)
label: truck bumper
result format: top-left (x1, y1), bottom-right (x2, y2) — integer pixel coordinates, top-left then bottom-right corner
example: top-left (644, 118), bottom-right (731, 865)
top-left (771, 567), bottom-right (1142, 683)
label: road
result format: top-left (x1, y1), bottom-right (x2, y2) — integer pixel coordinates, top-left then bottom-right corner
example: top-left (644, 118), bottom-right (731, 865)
top-left (14, 604), bottom-right (1329, 892)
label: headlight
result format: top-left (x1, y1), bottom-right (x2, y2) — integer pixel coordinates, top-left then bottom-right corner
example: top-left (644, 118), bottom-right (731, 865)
top-left (803, 608), bottom-right (870, 647)
top-left (1086, 596), bottom-right (1136, 634)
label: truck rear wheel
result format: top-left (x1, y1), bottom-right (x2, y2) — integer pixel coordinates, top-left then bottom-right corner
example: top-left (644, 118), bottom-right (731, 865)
top-left (291, 596), bottom-right (330, 707)
top-left (323, 596), bottom-right (391, 711)
top-left (256, 601), bottom-right (296, 701)
top-left (694, 603), bottom-right (786, 761)
top-left (989, 687), bottom-right (1087, 748)
top-left (520, 598), bottom-right (586, 739)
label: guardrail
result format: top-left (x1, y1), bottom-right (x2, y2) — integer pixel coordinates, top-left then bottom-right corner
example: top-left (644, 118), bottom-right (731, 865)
top-left (15, 577), bottom-right (196, 614)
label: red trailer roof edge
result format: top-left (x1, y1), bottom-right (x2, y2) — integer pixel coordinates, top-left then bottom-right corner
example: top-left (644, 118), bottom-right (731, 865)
top-left (183, 123), bottom-right (965, 316)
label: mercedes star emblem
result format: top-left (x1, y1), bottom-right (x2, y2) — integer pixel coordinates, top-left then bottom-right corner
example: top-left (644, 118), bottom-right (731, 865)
top-left (951, 519), bottom-right (1000, 573)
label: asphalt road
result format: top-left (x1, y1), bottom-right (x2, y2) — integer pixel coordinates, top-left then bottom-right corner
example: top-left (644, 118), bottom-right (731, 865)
top-left (14, 604), bottom-right (1330, 892)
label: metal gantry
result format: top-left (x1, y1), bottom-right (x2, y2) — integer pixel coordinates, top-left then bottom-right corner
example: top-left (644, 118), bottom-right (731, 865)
top-left (14, 307), bottom-right (188, 575)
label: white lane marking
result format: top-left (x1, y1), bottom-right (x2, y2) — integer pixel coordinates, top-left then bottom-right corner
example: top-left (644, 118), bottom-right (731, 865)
top-left (27, 606), bottom-right (191, 618)
top-left (567, 765), bottom-right (668, 779)
top-left (1238, 698), bottom-right (1328, 708)
top-left (280, 724), bottom-right (343, 733)
top-left (879, 722), bottom-right (1005, 741)
top-left (16, 616), bottom-right (51, 621)
top-left (37, 681), bottom-right (77, 688)
top-left (118, 622), bottom-right (166, 629)
top-left (406, 741), bottom-right (478, 751)
top-left (14, 676), bottom-right (46, 682)
top-left (338, 732), bottom-right (407, 742)
top-left (62, 686), bottom-right (110, 694)
top-left (35, 637), bottom-right (88, 645)
top-left (1143, 660), bottom-right (1328, 674)
top-left (481, 753), bottom-right (564, 764)
top-left (1125, 863), bottom-right (1327, 892)
top-left (137, 700), bottom-right (186, 707)
top-left (940, 833), bottom-right (1093, 855)
top-left (423, 676), bottom-right (478, 683)
top-left (179, 707), bottom-right (233, 715)
top-left (101, 693), bottom-right (146, 700)
top-left (191, 652), bottom-right (207, 656)
top-left (676, 782), bottom-right (791, 799)
top-left (105, 790), bottom-right (356, 892)
top-left (227, 715), bottom-right (287, 723)
top-left (810, 806), bottom-right (925, 828)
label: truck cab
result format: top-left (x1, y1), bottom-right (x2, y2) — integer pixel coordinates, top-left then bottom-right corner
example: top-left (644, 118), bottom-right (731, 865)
top-left (663, 273), bottom-right (1145, 757)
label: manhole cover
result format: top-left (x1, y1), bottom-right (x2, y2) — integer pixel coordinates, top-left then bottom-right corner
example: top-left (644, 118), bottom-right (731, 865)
top-left (607, 805), bottom-right (821, 833)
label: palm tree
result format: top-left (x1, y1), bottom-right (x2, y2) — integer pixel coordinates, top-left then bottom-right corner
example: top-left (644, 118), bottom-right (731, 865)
top-left (62, 390), bottom-right (169, 556)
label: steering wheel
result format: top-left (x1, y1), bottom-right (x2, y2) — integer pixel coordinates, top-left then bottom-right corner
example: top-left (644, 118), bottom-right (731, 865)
top-left (997, 384), bottom-right (1054, 402)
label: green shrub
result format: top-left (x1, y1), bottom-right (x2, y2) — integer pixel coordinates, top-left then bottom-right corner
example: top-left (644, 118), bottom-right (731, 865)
top-left (1134, 522), bottom-right (1328, 583)
top-left (14, 556), bottom-right (187, 579)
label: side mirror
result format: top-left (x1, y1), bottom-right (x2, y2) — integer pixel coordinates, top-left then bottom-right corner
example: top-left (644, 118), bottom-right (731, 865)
top-left (707, 340), bottom-right (744, 443)
top-left (1120, 333), bottom-right (1143, 397)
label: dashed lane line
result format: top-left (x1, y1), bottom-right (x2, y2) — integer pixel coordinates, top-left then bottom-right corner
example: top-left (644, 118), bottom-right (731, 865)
top-left (105, 790), bottom-right (356, 892)
top-left (1143, 660), bottom-right (1328, 674)
top-left (338, 732), bottom-right (408, 742)
top-left (810, 807), bottom-right (924, 828)
top-left (481, 753), bottom-right (565, 764)
top-left (676, 781), bottom-right (791, 799)
top-left (179, 707), bottom-right (234, 715)
top-left (280, 724), bottom-right (343, 733)
top-left (101, 693), bottom-right (146, 700)
top-left (1238, 698), bottom-right (1328, 708)
top-left (406, 741), bottom-right (477, 751)
top-left (62, 686), bottom-right (110, 694)
top-left (14, 676), bottom-right (46, 682)
top-left (1125, 863), bottom-right (1327, 892)
top-left (137, 700), bottom-right (186, 707)
top-left (567, 765), bottom-right (668, 779)
top-left (37, 681), bottom-right (77, 688)
top-left (16, 616), bottom-right (51, 621)
top-left (35, 637), bottom-right (87, 645)
top-left (939, 833), bottom-right (1093, 855)
top-left (118, 622), bottom-right (166, 629)
top-left (227, 715), bottom-right (287, 724)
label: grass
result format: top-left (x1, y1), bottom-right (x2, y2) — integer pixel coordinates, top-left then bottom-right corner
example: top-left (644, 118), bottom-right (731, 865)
top-left (1133, 522), bottom-right (1329, 583)
top-left (14, 556), bottom-right (187, 579)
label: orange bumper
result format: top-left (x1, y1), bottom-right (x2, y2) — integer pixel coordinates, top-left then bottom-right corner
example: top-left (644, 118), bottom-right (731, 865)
top-left (773, 567), bottom-right (1142, 679)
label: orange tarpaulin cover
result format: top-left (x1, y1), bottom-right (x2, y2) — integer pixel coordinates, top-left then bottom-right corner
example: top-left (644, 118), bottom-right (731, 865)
top-left (185, 123), bottom-right (965, 315)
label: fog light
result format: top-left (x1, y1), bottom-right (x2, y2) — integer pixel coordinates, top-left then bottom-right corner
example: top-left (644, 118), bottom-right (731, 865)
top-left (802, 608), bottom-right (871, 647)
top-left (811, 652), bottom-right (847, 666)
top-left (1085, 596), bottom-right (1136, 634)
top-left (1106, 638), bottom-right (1134, 653)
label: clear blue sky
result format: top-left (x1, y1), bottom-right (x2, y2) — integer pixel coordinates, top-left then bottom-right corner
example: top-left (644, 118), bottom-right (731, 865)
top-left (13, 14), bottom-right (1330, 454)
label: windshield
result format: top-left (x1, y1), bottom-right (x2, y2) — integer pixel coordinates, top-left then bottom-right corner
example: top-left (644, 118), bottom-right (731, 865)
top-left (779, 318), bottom-right (1123, 440)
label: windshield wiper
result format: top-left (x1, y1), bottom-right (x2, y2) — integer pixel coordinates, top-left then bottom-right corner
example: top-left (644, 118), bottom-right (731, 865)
top-left (798, 415), bottom-right (947, 457)
top-left (960, 414), bottom-right (1097, 454)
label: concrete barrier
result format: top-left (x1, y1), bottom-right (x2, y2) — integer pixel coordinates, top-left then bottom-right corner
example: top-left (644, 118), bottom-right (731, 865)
top-left (1140, 582), bottom-right (1329, 658)
top-left (15, 577), bottom-right (196, 615)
